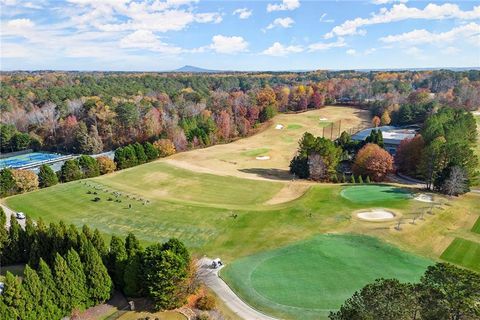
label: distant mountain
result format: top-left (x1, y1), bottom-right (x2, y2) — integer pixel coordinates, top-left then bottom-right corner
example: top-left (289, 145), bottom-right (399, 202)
top-left (174, 65), bottom-right (220, 73)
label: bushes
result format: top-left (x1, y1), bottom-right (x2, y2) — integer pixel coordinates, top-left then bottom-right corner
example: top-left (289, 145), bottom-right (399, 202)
top-left (196, 294), bottom-right (216, 310)
top-left (12, 169), bottom-right (39, 193)
top-left (60, 160), bottom-right (83, 182)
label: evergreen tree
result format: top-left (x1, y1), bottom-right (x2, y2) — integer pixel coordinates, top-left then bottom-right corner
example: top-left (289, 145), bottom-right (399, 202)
top-left (81, 242), bottom-right (113, 304)
top-left (108, 235), bottom-right (128, 289)
top-left (350, 175), bottom-right (356, 183)
top-left (162, 238), bottom-right (190, 267)
top-left (91, 229), bottom-right (108, 259)
top-left (48, 222), bottom-right (66, 261)
top-left (123, 252), bottom-right (143, 297)
top-left (133, 142), bottom-right (147, 164)
top-left (76, 155), bottom-right (100, 178)
top-left (144, 142), bottom-right (159, 161)
top-left (125, 232), bottom-right (141, 259)
top-left (142, 245), bottom-right (189, 310)
top-left (23, 216), bottom-right (36, 261)
top-left (37, 258), bottom-right (62, 319)
top-left (60, 159), bottom-right (82, 182)
top-left (366, 176), bottom-right (371, 183)
top-left (66, 249), bottom-right (89, 309)
top-left (65, 224), bottom-right (79, 252)
top-left (53, 253), bottom-right (81, 313)
top-left (123, 145), bottom-right (138, 168)
top-left (82, 224), bottom-right (93, 242)
top-left (1, 272), bottom-right (25, 319)
top-left (22, 265), bottom-right (44, 320)
top-left (5, 217), bottom-right (26, 264)
top-left (0, 207), bottom-right (8, 254)
top-left (114, 147), bottom-right (126, 169)
top-left (358, 175), bottom-right (364, 184)
top-left (0, 168), bottom-right (16, 197)
top-left (38, 164), bottom-right (58, 188)
top-left (341, 173), bottom-right (346, 183)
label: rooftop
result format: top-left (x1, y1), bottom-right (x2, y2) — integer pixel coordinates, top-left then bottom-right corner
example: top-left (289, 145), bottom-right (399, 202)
top-left (352, 126), bottom-right (417, 145)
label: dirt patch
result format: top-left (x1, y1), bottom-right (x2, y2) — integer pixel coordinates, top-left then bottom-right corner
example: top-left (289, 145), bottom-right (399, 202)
top-left (266, 183), bottom-right (310, 205)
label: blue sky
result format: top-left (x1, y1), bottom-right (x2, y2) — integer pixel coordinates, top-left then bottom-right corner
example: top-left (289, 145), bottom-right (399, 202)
top-left (1, 0), bottom-right (479, 71)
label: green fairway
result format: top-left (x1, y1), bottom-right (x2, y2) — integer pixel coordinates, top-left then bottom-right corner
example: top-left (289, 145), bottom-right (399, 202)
top-left (440, 238), bottom-right (480, 272)
top-left (241, 148), bottom-right (270, 157)
top-left (340, 185), bottom-right (412, 203)
top-left (472, 216), bottom-right (480, 234)
top-left (287, 124), bottom-right (302, 130)
top-left (221, 234), bottom-right (432, 320)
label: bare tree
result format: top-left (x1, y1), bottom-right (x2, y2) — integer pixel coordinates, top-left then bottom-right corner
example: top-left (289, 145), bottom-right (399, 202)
top-left (442, 166), bottom-right (469, 196)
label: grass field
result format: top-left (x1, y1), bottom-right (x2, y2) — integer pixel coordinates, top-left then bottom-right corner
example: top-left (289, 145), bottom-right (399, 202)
top-left (440, 238), bottom-right (480, 272)
top-left (340, 185), bottom-right (412, 203)
top-left (3, 106), bottom-right (479, 319)
top-left (221, 234), bottom-right (432, 320)
top-left (472, 216), bottom-right (480, 234)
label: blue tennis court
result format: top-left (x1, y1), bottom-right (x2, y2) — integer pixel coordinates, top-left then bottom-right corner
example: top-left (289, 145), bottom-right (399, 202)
top-left (0, 152), bottom-right (66, 169)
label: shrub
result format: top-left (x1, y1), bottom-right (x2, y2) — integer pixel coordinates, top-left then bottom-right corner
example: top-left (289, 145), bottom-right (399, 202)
top-left (350, 175), bottom-right (355, 184)
top-left (366, 176), bottom-right (371, 183)
top-left (196, 294), bottom-right (216, 311)
top-left (358, 175), bottom-right (364, 184)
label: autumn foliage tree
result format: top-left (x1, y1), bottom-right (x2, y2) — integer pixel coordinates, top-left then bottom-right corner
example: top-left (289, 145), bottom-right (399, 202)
top-left (153, 139), bottom-right (176, 157)
top-left (96, 156), bottom-right (116, 175)
top-left (353, 143), bottom-right (394, 181)
top-left (12, 169), bottom-right (39, 193)
top-left (395, 135), bottom-right (425, 178)
top-left (372, 116), bottom-right (381, 127)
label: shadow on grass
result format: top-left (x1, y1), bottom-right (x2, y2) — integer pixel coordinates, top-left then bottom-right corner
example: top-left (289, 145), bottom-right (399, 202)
top-left (238, 168), bottom-right (293, 180)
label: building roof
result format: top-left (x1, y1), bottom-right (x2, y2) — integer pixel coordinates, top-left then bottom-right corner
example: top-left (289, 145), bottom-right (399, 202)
top-left (352, 126), bottom-right (417, 146)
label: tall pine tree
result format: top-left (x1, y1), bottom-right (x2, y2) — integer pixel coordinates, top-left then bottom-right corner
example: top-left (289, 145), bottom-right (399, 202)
top-left (66, 249), bottom-right (89, 309)
top-left (81, 242), bottom-right (112, 305)
top-left (37, 259), bottom-right (62, 319)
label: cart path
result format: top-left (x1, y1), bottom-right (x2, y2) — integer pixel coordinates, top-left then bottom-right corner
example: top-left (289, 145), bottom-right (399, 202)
top-left (1, 204), bottom-right (25, 229)
top-left (197, 258), bottom-right (278, 320)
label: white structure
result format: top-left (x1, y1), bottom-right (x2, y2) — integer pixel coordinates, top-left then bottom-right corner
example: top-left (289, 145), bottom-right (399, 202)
top-left (351, 126), bottom-right (417, 155)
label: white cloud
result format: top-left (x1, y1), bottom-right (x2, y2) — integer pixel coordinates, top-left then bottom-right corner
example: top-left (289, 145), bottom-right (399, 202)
top-left (404, 46), bottom-right (425, 59)
top-left (371, 0), bottom-right (408, 5)
top-left (195, 12), bottom-right (222, 24)
top-left (267, 0), bottom-right (300, 12)
top-left (266, 17), bottom-right (294, 30)
top-left (233, 8), bottom-right (252, 19)
top-left (364, 48), bottom-right (377, 55)
top-left (0, 43), bottom-right (30, 58)
top-left (119, 30), bottom-right (182, 54)
top-left (325, 3), bottom-right (480, 39)
top-left (319, 13), bottom-right (334, 23)
top-left (209, 35), bottom-right (248, 54)
top-left (380, 22), bottom-right (480, 46)
top-left (346, 49), bottom-right (356, 55)
top-left (444, 46), bottom-right (460, 55)
top-left (6, 18), bottom-right (34, 29)
top-left (262, 42), bottom-right (303, 56)
top-left (308, 38), bottom-right (346, 51)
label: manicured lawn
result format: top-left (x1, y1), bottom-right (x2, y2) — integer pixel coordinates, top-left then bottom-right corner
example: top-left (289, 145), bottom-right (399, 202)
top-left (221, 234), bottom-right (432, 320)
top-left (440, 238), bottom-right (480, 272)
top-left (340, 185), bottom-right (412, 203)
top-left (241, 148), bottom-right (270, 157)
top-left (472, 216), bottom-right (480, 234)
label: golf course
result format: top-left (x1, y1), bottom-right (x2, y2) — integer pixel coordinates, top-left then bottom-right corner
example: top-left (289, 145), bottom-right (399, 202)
top-left (3, 106), bottom-right (480, 319)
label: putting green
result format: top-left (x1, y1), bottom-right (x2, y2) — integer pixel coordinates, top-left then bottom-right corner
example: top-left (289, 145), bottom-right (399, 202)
top-left (221, 234), bottom-right (431, 320)
top-left (340, 185), bottom-right (412, 203)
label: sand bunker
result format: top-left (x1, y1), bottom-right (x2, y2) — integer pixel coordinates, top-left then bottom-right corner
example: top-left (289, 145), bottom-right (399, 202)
top-left (256, 156), bottom-right (270, 160)
top-left (357, 209), bottom-right (395, 221)
top-left (414, 193), bottom-right (434, 203)
top-left (275, 124), bottom-right (284, 130)
top-left (319, 117), bottom-right (328, 121)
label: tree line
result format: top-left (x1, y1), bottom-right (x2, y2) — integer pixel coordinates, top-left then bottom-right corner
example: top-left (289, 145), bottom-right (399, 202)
top-left (290, 130), bottom-right (393, 183)
top-left (1, 70), bottom-right (478, 155)
top-left (0, 208), bottom-right (193, 318)
top-left (330, 263), bottom-right (480, 320)
top-left (0, 138), bottom-right (177, 198)
top-left (396, 107), bottom-right (478, 195)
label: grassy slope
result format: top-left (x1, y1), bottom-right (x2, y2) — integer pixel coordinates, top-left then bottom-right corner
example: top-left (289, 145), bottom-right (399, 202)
top-left (221, 234), bottom-right (431, 320)
top-left (472, 216), bottom-right (480, 234)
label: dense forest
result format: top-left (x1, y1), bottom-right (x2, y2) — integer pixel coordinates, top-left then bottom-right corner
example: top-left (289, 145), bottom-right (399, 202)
top-left (1, 70), bottom-right (479, 154)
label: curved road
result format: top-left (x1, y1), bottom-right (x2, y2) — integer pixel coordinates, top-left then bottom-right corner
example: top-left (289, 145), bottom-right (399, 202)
top-left (197, 258), bottom-right (278, 320)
